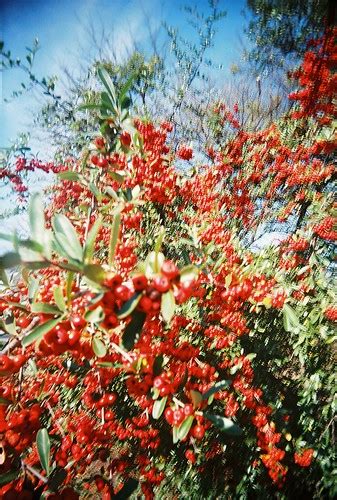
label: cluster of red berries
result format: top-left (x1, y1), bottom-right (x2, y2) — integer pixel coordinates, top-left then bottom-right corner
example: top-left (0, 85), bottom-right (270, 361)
top-left (177, 145), bottom-right (193, 160)
top-left (294, 448), bottom-right (314, 467)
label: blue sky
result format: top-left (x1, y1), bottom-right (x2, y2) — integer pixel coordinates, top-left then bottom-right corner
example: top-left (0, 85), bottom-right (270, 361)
top-left (1, 0), bottom-right (250, 150)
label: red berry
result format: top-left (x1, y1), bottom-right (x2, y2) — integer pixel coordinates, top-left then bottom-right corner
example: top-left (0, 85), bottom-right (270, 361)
top-left (185, 449), bottom-right (196, 463)
top-left (114, 285), bottom-right (131, 302)
top-left (138, 296), bottom-right (153, 313)
top-left (71, 314), bottom-right (86, 328)
top-left (0, 355), bottom-right (14, 373)
top-left (161, 260), bottom-right (179, 279)
top-left (191, 424), bottom-right (205, 439)
top-left (120, 131), bottom-right (131, 147)
top-left (95, 137), bottom-right (105, 149)
top-left (153, 276), bottom-right (170, 293)
top-left (132, 274), bottom-right (148, 291)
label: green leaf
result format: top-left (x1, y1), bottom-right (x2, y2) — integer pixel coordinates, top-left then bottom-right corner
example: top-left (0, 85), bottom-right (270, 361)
top-left (122, 311), bottom-right (146, 350)
top-left (108, 212), bottom-right (121, 266)
top-left (92, 337), bottom-right (107, 357)
top-left (177, 415), bottom-right (194, 441)
top-left (202, 380), bottom-right (230, 400)
top-left (105, 186), bottom-right (120, 201)
top-left (52, 214), bottom-right (83, 262)
top-left (85, 305), bottom-right (104, 324)
top-left (153, 354), bottom-right (164, 376)
top-left (83, 263), bottom-right (105, 284)
top-left (48, 467), bottom-right (67, 492)
top-left (18, 241), bottom-right (44, 263)
top-left (28, 277), bottom-right (40, 302)
top-left (89, 182), bottom-right (103, 202)
top-left (0, 470), bottom-right (20, 486)
top-left (204, 413), bottom-right (243, 436)
top-left (152, 396), bottom-right (167, 420)
top-left (77, 102), bottom-right (102, 112)
top-left (145, 251), bottom-right (165, 277)
top-left (0, 269), bottom-right (9, 287)
top-left (180, 265), bottom-right (199, 284)
top-left (161, 290), bottom-right (176, 324)
top-left (172, 425), bottom-right (179, 444)
top-left (0, 232), bottom-right (14, 243)
top-left (58, 171), bottom-right (81, 181)
top-left (110, 171), bottom-right (125, 183)
top-left (29, 193), bottom-right (45, 243)
top-left (283, 303), bottom-right (300, 332)
top-left (190, 389), bottom-right (203, 408)
top-left (84, 217), bottom-right (102, 263)
top-left (66, 272), bottom-right (74, 302)
top-left (3, 314), bottom-right (16, 335)
top-left (154, 227), bottom-right (165, 254)
top-left (0, 252), bottom-right (21, 269)
top-left (53, 286), bottom-right (66, 312)
top-left (22, 317), bottom-right (63, 347)
top-left (117, 292), bottom-right (142, 319)
top-left (97, 66), bottom-right (117, 104)
top-left (114, 478), bottom-right (139, 500)
top-left (36, 428), bottom-right (50, 475)
top-left (31, 303), bottom-right (62, 315)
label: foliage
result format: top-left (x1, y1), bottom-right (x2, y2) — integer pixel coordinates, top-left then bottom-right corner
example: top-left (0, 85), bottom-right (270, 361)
top-left (0, 27), bottom-right (336, 500)
top-left (246, 0), bottom-right (336, 69)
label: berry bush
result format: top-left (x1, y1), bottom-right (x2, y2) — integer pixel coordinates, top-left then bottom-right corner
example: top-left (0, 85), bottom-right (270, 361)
top-left (0, 30), bottom-right (336, 499)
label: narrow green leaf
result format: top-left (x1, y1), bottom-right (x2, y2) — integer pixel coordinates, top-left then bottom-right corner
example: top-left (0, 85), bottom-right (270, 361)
top-left (0, 252), bottom-right (21, 269)
top-left (97, 66), bottom-right (117, 103)
top-left (83, 263), bottom-right (105, 284)
top-left (83, 217), bottom-right (102, 263)
top-left (114, 478), bottom-right (138, 500)
top-left (52, 214), bottom-right (83, 262)
top-left (31, 303), bottom-right (62, 315)
top-left (154, 228), bottom-right (165, 273)
top-left (173, 425), bottom-right (179, 444)
top-left (180, 265), bottom-right (199, 284)
top-left (29, 193), bottom-right (45, 243)
top-left (152, 396), bottom-right (167, 420)
top-left (190, 389), bottom-right (203, 408)
top-left (36, 428), bottom-right (50, 475)
top-left (0, 269), bottom-right (9, 287)
top-left (177, 415), bottom-right (194, 441)
top-left (204, 413), bottom-right (243, 436)
top-left (28, 277), bottom-right (40, 302)
top-left (108, 212), bottom-right (121, 266)
top-left (283, 303), bottom-right (300, 332)
top-left (53, 286), bottom-right (66, 312)
top-left (3, 315), bottom-right (16, 335)
top-left (110, 171), bottom-right (125, 183)
top-left (117, 292), bottom-right (142, 319)
top-left (0, 470), bottom-right (20, 486)
top-left (89, 182), bottom-right (103, 202)
top-left (85, 305), bottom-right (104, 324)
top-left (154, 228), bottom-right (165, 255)
top-left (77, 103), bottom-right (102, 112)
top-left (48, 467), bottom-right (67, 492)
top-left (122, 311), bottom-right (146, 350)
top-left (92, 337), bottom-right (107, 357)
top-left (66, 272), bottom-right (74, 302)
top-left (0, 233), bottom-right (14, 242)
top-left (22, 317), bottom-right (63, 347)
top-left (58, 171), bottom-right (81, 181)
top-left (161, 290), bottom-right (176, 324)
top-left (145, 251), bottom-right (165, 277)
top-left (105, 186), bottom-right (120, 201)
top-left (153, 354), bottom-right (164, 376)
